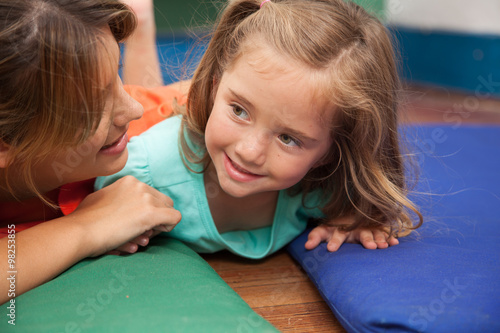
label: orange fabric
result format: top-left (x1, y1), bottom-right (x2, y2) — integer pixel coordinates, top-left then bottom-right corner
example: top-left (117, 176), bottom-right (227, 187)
top-left (125, 85), bottom-right (186, 138)
top-left (0, 85), bottom-right (185, 238)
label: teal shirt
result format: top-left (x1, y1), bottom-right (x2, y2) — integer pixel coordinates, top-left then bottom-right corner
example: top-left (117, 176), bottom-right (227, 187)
top-left (95, 116), bottom-right (325, 259)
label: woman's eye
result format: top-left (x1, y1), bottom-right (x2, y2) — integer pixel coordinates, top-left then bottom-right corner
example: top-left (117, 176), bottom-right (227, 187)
top-left (279, 134), bottom-right (299, 147)
top-left (232, 105), bottom-right (249, 119)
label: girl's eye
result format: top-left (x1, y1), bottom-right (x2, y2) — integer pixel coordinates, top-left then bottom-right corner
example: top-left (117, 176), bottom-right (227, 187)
top-left (231, 105), bottom-right (249, 119)
top-left (279, 134), bottom-right (300, 147)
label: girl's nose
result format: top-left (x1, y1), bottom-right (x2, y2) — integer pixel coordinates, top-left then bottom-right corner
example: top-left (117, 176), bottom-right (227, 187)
top-left (234, 129), bottom-right (270, 167)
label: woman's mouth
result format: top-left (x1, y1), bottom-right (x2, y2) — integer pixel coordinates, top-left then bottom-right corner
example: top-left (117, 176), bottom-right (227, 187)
top-left (100, 132), bottom-right (128, 155)
top-left (223, 153), bottom-right (263, 182)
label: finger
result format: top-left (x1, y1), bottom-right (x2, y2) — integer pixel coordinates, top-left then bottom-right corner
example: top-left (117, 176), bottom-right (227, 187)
top-left (150, 229), bottom-right (162, 237)
top-left (113, 242), bottom-right (139, 254)
top-left (150, 190), bottom-right (174, 208)
top-left (372, 229), bottom-right (389, 249)
top-left (158, 207), bottom-right (181, 225)
top-left (140, 184), bottom-right (174, 208)
top-left (129, 234), bottom-right (150, 247)
top-left (305, 226), bottom-right (330, 250)
top-left (163, 196), bottom-right (174, 208)
top-left (358, 229), bottom-right (378, 250)
top-left (327, 229), bottom-right (349, 252)
top-left (153, 224), bottom-right (173, 233)
top-left (387, 235), bottom-right (399, 247)
top-left (147, 208), bottom-right (182, 230)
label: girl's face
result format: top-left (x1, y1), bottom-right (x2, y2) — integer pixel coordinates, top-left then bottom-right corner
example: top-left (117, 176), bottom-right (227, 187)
top-left (35, 28), bottom-right (144, 189)
top-left (205, 45), bottom-right (334, 198)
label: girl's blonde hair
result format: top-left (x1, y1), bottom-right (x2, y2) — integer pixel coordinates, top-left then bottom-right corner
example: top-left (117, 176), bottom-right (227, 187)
top-left (0, 0), bottom-right (136, 199)
top-left (181, 0), bottom-right (422, 235)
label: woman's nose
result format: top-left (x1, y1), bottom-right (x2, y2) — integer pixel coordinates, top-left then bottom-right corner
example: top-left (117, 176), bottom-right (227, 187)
top-left (113, 84), bottom-right (144, 127)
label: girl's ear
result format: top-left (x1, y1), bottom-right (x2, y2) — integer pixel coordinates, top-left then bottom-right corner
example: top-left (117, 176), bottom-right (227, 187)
top-left (212, 75), bottom-right (220, 92)
top-left (312, 159), bottom-right (326, 169)
top-left (312, 140), bottom-right (340, 169)
top-left (0, 141), bottom-right (12, 168)
top-left (211, 75), bottom-right (220, 102)
top-left (312, 155), bottom-right (330, 169)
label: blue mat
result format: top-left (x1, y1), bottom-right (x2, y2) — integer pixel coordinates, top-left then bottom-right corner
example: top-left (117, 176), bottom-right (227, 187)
top-left (287, 124), bottom-right (500, 332)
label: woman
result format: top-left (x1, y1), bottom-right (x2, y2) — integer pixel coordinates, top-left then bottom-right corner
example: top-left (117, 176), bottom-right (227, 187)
top-left (0, 0), bottom-right (182, 303)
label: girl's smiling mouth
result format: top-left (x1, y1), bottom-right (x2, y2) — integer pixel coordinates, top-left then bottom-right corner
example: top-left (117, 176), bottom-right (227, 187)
top-left (223, 153), bottom-right (264, 182)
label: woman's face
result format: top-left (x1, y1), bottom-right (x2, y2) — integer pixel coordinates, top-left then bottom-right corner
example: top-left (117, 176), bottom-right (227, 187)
top-left (34, 27), bottom-right (144, 190)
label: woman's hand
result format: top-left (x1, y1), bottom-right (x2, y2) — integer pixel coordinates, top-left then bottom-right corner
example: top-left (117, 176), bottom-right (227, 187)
top-left (106, 229), bottom-right (162, 255)
top-left (72, 176), bottom-right (181, 257)
top-left (304, 216), bottom-right (399, 252)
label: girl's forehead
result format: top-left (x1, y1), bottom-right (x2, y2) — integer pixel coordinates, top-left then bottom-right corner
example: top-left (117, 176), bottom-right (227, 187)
top-left (237, 39), bottom-right (297, 77)
top-left (224, 43), bottom-right (337, 133)
top-left (233, 41), bottom-right (337, 122)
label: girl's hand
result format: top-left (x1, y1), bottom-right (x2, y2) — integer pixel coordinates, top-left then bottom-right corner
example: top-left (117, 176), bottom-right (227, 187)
top-left (72, 176), bottom-right (181, 257)
top-left (304, 217), bottom-right (399, 252)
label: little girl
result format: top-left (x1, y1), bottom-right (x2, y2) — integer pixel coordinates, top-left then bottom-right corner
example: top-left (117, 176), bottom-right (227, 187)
top-left (96, 0), bottom-right (423, 258)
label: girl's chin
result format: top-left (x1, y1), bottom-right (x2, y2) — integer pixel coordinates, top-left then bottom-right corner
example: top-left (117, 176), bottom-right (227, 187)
top-left (218, 178), bottom-right (259, 198)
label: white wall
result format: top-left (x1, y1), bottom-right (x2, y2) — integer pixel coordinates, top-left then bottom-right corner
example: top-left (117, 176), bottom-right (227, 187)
top-left (386, 0), bottom-right (500, 35)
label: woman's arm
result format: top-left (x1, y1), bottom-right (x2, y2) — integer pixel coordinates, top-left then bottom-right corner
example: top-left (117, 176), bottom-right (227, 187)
top-left (0, 176), bottom-right (181, 304)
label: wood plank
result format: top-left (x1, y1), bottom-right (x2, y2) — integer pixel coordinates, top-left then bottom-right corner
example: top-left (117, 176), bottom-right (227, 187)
top-left (201, 250), bottom-right (347, 332)
top-left (400, 84), bottom-right (500, 124)
top-left (255, 302), bottom-right (341, 333)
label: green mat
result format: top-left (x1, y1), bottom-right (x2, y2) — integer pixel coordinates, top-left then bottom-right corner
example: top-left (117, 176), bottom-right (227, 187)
top-left (1, 237), bottom-right (277, 332)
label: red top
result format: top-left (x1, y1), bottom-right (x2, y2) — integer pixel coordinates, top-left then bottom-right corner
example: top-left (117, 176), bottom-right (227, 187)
top-left (0, 85), bottom-right (186, 237)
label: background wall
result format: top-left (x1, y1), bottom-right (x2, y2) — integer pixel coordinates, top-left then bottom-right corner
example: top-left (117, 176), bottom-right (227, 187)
top-left (151, 1), bottom-right (500, 96)
top-left (154, 0), bottom-right (219, 35)
top-left (153, 0), bottom-right (385, 34)
top-left (386, 0), bottom-right (500, 35)
top-left (384, 0), bottom-right (500, 96)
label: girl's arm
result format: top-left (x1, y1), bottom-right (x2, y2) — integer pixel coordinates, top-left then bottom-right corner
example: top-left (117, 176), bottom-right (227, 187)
top-left (0, 176), bottom-right (181, 304)
top-left (304, 216), bottom-right (399, 252)
top-left (121, 0), bottom-right (163, 88)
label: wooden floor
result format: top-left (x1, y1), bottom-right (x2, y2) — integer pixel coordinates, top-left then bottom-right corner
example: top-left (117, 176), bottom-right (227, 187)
top-left (202, 85), bottom-right (500, 332)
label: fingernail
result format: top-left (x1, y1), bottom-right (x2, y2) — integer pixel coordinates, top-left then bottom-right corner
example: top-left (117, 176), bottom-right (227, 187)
top-left (128, 243), bottom-right (138, 253)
